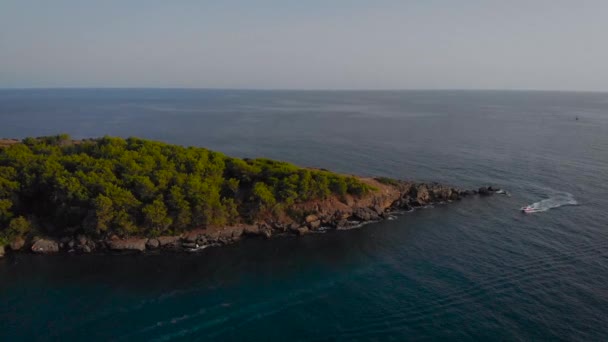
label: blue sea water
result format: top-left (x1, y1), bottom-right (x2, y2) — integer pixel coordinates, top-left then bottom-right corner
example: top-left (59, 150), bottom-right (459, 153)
top-left (0, 89), bottom-right (607, 341)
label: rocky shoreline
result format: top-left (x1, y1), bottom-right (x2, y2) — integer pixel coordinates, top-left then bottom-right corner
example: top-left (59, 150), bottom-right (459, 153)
top-left (0, 182), bottom-right (502, 257)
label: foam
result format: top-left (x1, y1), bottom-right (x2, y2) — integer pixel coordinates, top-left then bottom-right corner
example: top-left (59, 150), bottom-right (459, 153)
top-left (522, 192), bottom-right (578, 213)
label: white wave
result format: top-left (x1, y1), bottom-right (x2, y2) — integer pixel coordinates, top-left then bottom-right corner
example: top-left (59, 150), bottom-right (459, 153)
top-left (522, 192), bottom-right (578, 213)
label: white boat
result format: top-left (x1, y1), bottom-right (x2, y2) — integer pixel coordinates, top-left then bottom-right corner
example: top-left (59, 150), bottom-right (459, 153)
top-left (521, 205), bottom-right (537, 213)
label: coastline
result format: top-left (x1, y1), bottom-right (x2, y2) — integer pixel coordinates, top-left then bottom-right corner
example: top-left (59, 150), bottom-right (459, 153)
top-left (4, 181), bottom-right (499, 257)
top-left (0, 135), bottom-right (503, 258)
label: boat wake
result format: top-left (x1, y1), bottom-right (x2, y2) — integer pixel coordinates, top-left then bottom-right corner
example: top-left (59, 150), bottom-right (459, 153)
top-left (521, 192), bottom-right (578, 213)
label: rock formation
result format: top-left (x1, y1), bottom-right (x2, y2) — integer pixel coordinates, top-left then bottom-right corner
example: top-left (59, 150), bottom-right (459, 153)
top-left (1, 179), bottom-right (503, 256)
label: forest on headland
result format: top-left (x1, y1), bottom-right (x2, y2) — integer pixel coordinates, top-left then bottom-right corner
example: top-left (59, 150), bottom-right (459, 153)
top-left (0, 135), bottom-right (374, 246)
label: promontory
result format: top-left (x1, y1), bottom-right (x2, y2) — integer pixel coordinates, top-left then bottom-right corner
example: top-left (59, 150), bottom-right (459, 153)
top-left (0, 135), bottom-right (497, 257)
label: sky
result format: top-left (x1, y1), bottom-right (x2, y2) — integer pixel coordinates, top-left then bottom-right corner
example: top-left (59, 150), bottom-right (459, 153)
top-left (1, 0), bottom-right (607, 91)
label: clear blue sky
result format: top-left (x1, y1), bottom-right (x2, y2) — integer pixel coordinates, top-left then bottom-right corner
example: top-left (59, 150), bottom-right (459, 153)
top-left (1, 0), bottom-right (607, 90)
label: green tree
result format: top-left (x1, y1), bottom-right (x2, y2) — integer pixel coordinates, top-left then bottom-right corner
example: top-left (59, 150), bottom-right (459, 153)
top-left (0, 135), bottom-right (375, 238)
top-left (0, 199), bottom-right (13, 224)
top-left (142, 197), bottom-right (172, 235)
top-left (7, 216), bottom-right (31, 239)
top-left (86, 195), bottom-right (114, 235)
top-left (167, 186), bottom-right (192, 231)
top-left (252, 182), bottom-right (276, 210)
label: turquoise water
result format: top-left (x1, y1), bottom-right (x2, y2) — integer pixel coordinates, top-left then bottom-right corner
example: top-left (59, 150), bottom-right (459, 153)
top-left (1, 90), bottom-right (607, 340)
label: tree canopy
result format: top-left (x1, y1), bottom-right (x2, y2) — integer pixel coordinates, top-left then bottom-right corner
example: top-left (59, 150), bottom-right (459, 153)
top-left (0, 135), bottom-right (374, 243)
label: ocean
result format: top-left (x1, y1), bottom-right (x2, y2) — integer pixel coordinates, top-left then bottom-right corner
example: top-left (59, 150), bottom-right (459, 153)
top-left (0, 89), bottom-right (607, 340)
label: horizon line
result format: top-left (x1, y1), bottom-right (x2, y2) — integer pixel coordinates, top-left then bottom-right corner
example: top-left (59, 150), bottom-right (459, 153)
top-left (1, 86), bottom-right (607, 94)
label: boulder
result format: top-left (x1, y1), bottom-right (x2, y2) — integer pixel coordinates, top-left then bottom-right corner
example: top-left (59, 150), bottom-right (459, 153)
top-left (146, 238), bottom-right (160, 250)
top-left (230, 226), bottom-right (245, 239)
top-left (86, 240), bottom-right (96, 250)
top-left (107, 238), bottom-right (147, 252)
top-left (76, 234), bottom-right (88, 246)
top-left (217, 237), bottom-right (231, 245)
top-left (333, 210), bottom-right (350, 220)
top-left (202, 230), bottom-right (220, 241)
top-left (182, 231), bottom-right (200, 243)
top-left (260, 225), bottom-right (272, 239)
top-left (478, 187), bottom-right (492, 196)
top-left (305, 214), bottom-right (319, 223)
top-left (437, 188), bottom-right (455, 200)
top-left (335, 219), bottom-right (349, 229)
top-left (182, 242), bottom-right (197, 249)
top-left (308, 220), bottom-right (321, 230)
top-left (157, 236), bottom-right (181, 248)
top-left (352, 207), bottom-right (380, 221)
top-left (58, 236), bottom-right (71, 250)
top-left (9, 237), bottom-right (25, 251)
top-left (31, 238), bottom-right (60, 254)
top-left (271, 222), bottom-right (287, 232)
top-left (218, 227), bottom-right (241, 240)
top-left (460, 190), bottom-right (476, 197)
top-left (415, 185), bottom-right (431, 204)
top-left (401, 202), bottom-right (413, 211)
top-left (243, 225), bottom-right (260, 236)
top-left (244, 224), bottom-right (272, 238)
top-left (296, 227), bottom-right (310, 236)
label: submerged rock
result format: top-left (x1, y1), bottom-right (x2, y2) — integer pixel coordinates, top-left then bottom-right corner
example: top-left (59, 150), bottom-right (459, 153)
top-left (0, 245), bottom-right (5, 257)
top-left (478, 187), bottom-right (491, 195)
top-left (31, 239), bottom-right (60, 254)
top-left (478, 186), bottom-right (503, 196)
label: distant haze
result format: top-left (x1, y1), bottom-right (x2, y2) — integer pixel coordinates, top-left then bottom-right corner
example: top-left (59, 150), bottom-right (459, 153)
top-left (1, 0), bottom-right (607, 91)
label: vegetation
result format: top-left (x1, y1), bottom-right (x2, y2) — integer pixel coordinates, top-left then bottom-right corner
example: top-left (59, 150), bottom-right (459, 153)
top-left (375, 177), bottom-right (401, 186)
top-left (0, 135), bottom-right (374, 243)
